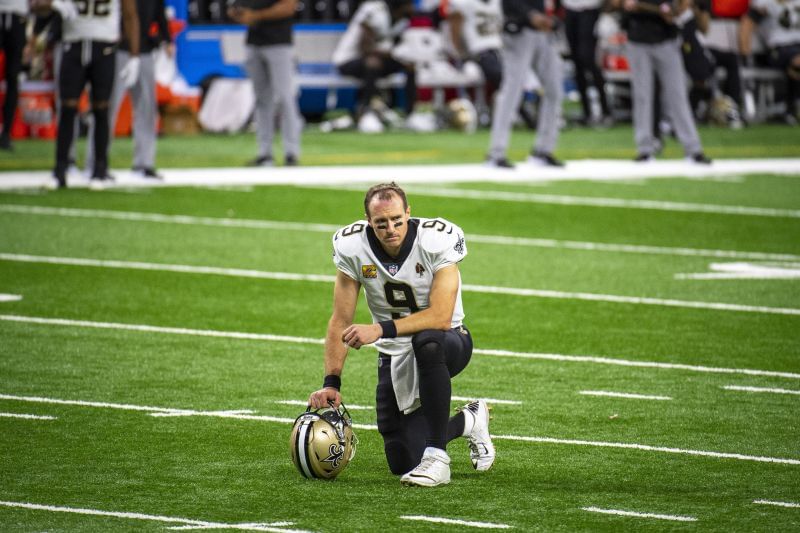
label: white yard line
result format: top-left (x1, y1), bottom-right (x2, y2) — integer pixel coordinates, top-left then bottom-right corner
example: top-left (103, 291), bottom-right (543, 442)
top-left (451, 395), bottom-right (522, 405)
top-left (3, 253), bottom-right (799, 316)
top-left (581, 507), bottom-right (697, 522)
top-left (2, 314), bottom-right (798, 381)
top-left (2, 159), bottom-right (799, 191)
top-left (0, 294), bottom-right (22, 302)
top-left (0, 412), bottom-right (56, 420)
top-left (753, 500), bottom-right (800, 508)
top-left (579, 391), bottom-right (672, 400)
top-left (3, 204), bottom-right (799, 262)
top-left (495, 435), bottom-right (800, 465)
top-left (400, 515), bottom-right (513, 529)
top-left (2, 392), bottom-right (798, 466)
top-left (399, 186), bottom-right (800, 218)
top-left (0, 501), bottom-right (311, 532)
top-left (722, 385), bottom-right (800, 396)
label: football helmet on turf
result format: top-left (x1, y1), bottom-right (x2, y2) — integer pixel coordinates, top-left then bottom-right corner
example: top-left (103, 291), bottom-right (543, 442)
top-left (289, 403), bottom-right (358, 480)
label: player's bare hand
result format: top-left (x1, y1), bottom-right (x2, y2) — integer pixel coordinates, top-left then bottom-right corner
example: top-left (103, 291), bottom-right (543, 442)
top-left (308, 387), bottom-right (342, 409)
top-left (623, 0), bottom-right (638, 11)
top-left (341, 323), bottom-right (381, 349)
top-left (530, 12), bottom-right (555, 31)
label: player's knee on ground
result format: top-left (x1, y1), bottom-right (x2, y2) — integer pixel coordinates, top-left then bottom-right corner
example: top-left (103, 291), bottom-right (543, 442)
top-left (411, 330), bottom-right (446, 369)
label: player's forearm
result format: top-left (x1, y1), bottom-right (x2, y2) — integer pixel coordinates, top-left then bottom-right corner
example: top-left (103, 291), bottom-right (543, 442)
top-left (392, 306), bottom-right (453, 336)
top-left (122, 0), bottom-right (141, 55)
top-left (324, 319), bottom-right (350, 376)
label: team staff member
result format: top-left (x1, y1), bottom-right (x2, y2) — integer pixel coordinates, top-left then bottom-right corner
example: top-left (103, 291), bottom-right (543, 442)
top-left (86, 0), bottom-right (172, 178)
top-left (228, 0), bottom-right (302, 166)
top-left (612, 0), bottom-right (711, 163)
top-left (0, 0), bottom-right (28, 150)
top-left (308, 182), bottom-right (495, 487)
top-left (486, 0), bottom-right (565, 168)
top-left (33, 0), bottom-right (141, 189)
top-left (563, 0), bottom-right (612, 126)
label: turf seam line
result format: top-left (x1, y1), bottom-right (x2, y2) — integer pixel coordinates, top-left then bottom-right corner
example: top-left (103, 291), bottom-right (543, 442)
top-left (3, 203), bottom-right (799, 261)
top-left (3, 253), bottom-right (799, 316)
top-left (2, 314), bottom-right (798, 380)
top-left (399, 515), bottom-right (513, 529)
top-left (2, 393), bottom-right (798, 465)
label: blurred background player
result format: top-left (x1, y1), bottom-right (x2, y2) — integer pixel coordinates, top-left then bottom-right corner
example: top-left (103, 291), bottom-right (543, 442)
top-left (228, 0), bottom-right (303, 166)
top-left (33, 0), bottom-right (140, 189)
top-left (486, 0), bottom-right (565, 168)
top-left (612, 0), bottom-right (711, 163)
top-left (442, 0), bottom-right (503, 90)
top-left (563, 0), bottom-right (613, 126)
top-left (85, 0), bottom-right (172, 178)
top-left (0, 0), bottom-right (28, 150)
top-left (740, 0), bottom-right (800, 124)
top-left (332, 0), bottom-right (415, 131)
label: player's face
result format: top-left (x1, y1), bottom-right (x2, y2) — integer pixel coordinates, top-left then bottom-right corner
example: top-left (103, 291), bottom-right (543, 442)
top-left (367, 194), bottom-right (410, 256)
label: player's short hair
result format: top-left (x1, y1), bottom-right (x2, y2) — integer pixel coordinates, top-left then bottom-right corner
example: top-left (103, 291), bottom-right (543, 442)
top-left (364, 182), bottom-right (408, 218)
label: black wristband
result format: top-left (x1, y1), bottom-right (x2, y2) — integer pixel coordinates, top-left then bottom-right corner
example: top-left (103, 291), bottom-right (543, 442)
top-left (379, 320), bottom-right (397, 339)
top-left (323, 374), bottom-right (341, 391)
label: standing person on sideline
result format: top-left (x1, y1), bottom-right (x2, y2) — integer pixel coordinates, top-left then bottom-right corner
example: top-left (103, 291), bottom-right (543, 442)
top-left (308, 182), bottom-right (495, 487)
top-left (86, 0), bottom-right (172, 179)
top-left (0, 0), bottom-right (28, 150)
top-left (443, 0), bottom-right (504, 89)
top-left (33, 0), bottom-right (141, 189)
top-left (486, 0), bottom-right (565, 168)
top-left (228, 0), bottom-right (302, 166)
top-left (611, 0), bottom-right (712, 163)
top-left (563, 0), bottom-right (613, 126)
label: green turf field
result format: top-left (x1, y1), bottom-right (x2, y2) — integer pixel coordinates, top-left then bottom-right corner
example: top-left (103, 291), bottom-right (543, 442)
top-left (1, 128), bottom-right (799, 531)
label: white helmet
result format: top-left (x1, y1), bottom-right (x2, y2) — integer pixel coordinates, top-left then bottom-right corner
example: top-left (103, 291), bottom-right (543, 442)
top-left (289, 403), bottom-right (358, 480)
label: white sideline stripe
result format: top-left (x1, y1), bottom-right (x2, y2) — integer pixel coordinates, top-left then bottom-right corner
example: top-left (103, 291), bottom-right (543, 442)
top-left (0, 294), bottom-right (22, 302)
top-left (0, 412), bottom-right (56, 420)
top-left (276, 397), bottom-right (523, 408)
top-left (401, 186), bottom-right (800, 218)
top-left (723, 385), bottom-right (800, 396)
top-left (3, 253), bottom-right (799, 317)
top-left (400, 515), bottom-right (512, 529)
top-left (494, 434), bottom-right (800, 465)
top-left (3, 203), bottom-right (798, 262)
top-left (3, 314), bottom-right (799, 381)
top-left (581, 507), bottom-right (697, 522)
top-left (753, 500), bottom-right (800, 508)
top-left (275, 400), bottom-right (374, 410)
top-left (0, 501), bottom-right (312, 533)
top-left (2, 392), bottom-right (797, 465)
top-left (0, 393), bottom-right (377, 431)
top-left (461, 283), bottom-right (800, 316)
top-left (451, 395), bottom-right (522, 405)
top-left (475, 348), bottom-right (800, 380)
top-left (579, 390), bottom-right (672, 401)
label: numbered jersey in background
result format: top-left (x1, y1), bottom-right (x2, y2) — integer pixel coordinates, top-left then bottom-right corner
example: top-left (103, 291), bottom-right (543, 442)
top-left (332, 217), bottom-right (467, 357)
top-left (63, 0), bottom-right (121, 43)
top-left (444, 0), bottom-right (503, 56)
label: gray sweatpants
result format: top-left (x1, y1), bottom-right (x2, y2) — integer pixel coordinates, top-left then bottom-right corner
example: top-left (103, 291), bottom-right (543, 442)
top-left (628, 38), bottom-right (703, 156)
top-left (86, 50), bottom-right (158, 171)
top-left (489, 29), bottom-right (563, 159)
top-left (245, 44), bottom-right (302, 159)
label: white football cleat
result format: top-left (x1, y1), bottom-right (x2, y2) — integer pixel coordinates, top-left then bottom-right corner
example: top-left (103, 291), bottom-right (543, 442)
top-left (462, 400), bottom-right (495, 471)
top-left (400, 447), bottom-right (451, 487)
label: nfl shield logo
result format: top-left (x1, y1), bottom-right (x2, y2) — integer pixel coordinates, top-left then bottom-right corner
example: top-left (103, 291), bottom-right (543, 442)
top-left (388, 264), bottom-right (399, 276)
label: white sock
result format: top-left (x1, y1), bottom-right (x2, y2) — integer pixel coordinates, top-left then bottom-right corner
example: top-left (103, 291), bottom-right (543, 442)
top-left (461, 408), bottom-right (476, 437)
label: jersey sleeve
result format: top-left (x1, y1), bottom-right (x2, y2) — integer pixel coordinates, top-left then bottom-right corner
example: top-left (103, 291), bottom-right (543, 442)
top-left (331, 222), bottom-right (367, 281)
top-left (418, 218), bottom-right (468, 272)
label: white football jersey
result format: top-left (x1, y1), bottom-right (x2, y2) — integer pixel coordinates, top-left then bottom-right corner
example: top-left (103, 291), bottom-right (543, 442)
top-left (332, 0), bottom-right (394, 65)
top-left (62, 0), bottom-right (122, 43)
top-left (332, 217), bottom-right (467, 413)
top-left (0, 0), bottom-right (28, 15)
top-left (446, 0), bottom-right (503, 55)
top-left (752, 0), bottom-right (800, 47)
